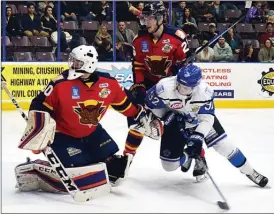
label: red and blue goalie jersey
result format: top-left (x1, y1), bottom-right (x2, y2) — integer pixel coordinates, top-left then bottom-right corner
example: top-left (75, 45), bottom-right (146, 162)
top-left (30, 70), bottom-right (139, 138)
top-left (132, 24), bottom-right (189, 88)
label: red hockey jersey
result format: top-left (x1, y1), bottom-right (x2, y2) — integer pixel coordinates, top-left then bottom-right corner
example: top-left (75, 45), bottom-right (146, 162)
top-left (132, 24), bottom-right (189, 88)
top-left (30, 70), bottom-right (139, 138)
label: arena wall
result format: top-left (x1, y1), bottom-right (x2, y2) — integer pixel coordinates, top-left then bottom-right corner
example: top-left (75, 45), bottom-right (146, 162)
top-left (2, 62), bottom-right (274, 110)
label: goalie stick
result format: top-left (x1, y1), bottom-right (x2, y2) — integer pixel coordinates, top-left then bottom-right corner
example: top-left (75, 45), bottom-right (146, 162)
top-left (1, 74), bottom-right (90, 202)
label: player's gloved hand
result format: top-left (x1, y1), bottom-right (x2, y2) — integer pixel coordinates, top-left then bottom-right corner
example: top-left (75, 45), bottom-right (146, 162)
top-left (130, 105), bottom-right (163, 140)
top-left (162, 111), bottom-right (176, 126)
top-left (129, 83), bottom-right (146, 106)
top-left (130, 105), bottom-right (149, 130)
top-left (185, 132), bottom-right (204, 158)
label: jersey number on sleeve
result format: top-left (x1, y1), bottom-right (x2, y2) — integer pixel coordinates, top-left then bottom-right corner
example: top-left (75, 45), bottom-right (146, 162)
top-left (181, 41), bottom-right (190, 53)
top-left (43, 85), bottom-right (54, 96)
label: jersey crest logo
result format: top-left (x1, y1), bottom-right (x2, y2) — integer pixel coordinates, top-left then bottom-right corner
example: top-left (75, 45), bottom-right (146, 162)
top-left (99, 88), bottom-right (111, 98)
top-left (73, 100), bottom-right (106, 127)
top-left (162, 43), bottom-right (173, 53)
top-left (144, 56), bottom-right (172, 77)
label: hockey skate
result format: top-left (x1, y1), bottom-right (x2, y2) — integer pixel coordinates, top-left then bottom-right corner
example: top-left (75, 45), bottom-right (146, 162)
top-left (193, 157), bottom-right (208, 182)
top-left (246, 170), bottom-right (268, 187)
top-left (106, 154), bottom-right (133, 186)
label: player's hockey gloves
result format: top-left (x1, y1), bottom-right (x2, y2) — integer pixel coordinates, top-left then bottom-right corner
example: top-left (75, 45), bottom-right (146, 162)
top-left (130, 105), bottom-right (149, 133)
top-left (130, 105), bottom-right (163, 140)
top-left (185, 132), bottom-right (204, 158)
top-left (129, 83), bottom-right (146, 106)
top-left (163, 112), bottom-right (188, 138)
top-left (162, 111), bottom-right (176, 126)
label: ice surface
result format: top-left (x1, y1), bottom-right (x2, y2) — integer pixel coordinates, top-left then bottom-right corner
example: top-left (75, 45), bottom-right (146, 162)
top-left (2, 109), bottom-right (274, 213)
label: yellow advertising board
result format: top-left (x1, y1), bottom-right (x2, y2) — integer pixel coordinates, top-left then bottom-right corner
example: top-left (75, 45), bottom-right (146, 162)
top-left (2, 63), bottom-right (68, 110)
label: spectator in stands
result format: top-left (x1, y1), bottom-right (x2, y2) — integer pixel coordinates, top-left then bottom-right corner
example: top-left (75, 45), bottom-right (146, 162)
top-left (137, 2), bottom-right (144, 11)
top-left (240, 40), bottom-right (259, 62)
top-left (259, 22), bottom-right (274, 46)
top-left (196, 40), bottom-right (215, 62)
top-left (258, 39), bottom-right (274, 62)
top-left (96, 1), bottom-right (112, 22)
top-left (41, 6), bottom-right (57, 34)
top-left (94, 24), bottom-right (113, 61)
top-left (78, 1), bottom-right (97, 22)
top-left (61, 1), bottom-right (77, 22)
top-left (116, 21), bottom-right (136, 61)
top-left (6, 6), bottom-right (24, 37)
top-left (245, 1), bottom-right (263, 23)
top-left (224, 28), bottom-right (242, 54)
top-left (210, 1), bottom-right (227, 22)
top-left (201, 23), bottom-right (218, 47)
top-left (174, 1), bottom-right (187, 27)
top-left (38, 1), bottom-right (54, 16)
top-left (261, 2), bottom-right (274, 23)
top-left (213, 36), bottom-right (233, 62)
top-left (21, 3), bottom-right (49, 37)
top-left (181, 8), bottom-right (198, 38)
top-left (192, 1), bottom-right (214, 23)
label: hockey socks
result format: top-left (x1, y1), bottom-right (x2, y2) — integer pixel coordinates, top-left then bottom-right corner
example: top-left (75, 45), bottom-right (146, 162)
top-left (124, 129), bottom-right (144, 155)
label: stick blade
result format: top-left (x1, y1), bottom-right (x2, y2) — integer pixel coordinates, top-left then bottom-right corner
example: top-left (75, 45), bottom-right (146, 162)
top-left (217, 201), bottom-right (230, 210)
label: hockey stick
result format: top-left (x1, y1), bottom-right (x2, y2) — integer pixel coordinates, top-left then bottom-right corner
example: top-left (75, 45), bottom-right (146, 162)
top-left (206, 169), bottom-right (230, 210)
top-left (1, 74), bottom-right (89, 202)
top-left (164, 113), bottom-right (230, 210)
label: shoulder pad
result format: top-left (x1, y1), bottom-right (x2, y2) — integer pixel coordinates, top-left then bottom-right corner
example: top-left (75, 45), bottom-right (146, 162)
top-left (133, 30), bottom-right (148, 43)
top-left (156, 76), bottom-right (176, 98)
top-left (95, 71), bottom-right (116, 80)
top-left (164, 25), bottom-right (187, 41)
top-left (51, 70), bottom-right (69, 84)
top-left (192, 81), bottom-right (214, 103)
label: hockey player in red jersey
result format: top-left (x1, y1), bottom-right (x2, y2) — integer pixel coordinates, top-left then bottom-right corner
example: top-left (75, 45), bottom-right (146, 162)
top-left (124, 2), bottom-right (189, 154)
top-left (15, 45), bottom-right (155, 198)
top-left (123, 2), bottom-right (207, 180)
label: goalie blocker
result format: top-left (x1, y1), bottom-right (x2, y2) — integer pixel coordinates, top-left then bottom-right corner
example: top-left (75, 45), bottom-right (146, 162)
top-left (16, 110), bottom-right (133, 197)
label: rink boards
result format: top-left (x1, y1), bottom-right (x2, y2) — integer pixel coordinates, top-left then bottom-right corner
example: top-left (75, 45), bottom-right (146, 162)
top-left (2, 62), bottom-right (274, 110)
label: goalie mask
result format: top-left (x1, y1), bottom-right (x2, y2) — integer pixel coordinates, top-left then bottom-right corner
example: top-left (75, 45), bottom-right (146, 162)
top-left (68, 45), bottom-right (98, 80)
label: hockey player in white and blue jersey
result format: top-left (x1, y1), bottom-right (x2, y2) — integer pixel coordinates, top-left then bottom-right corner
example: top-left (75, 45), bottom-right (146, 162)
top-left (145, 64), bottom-right (268, 187)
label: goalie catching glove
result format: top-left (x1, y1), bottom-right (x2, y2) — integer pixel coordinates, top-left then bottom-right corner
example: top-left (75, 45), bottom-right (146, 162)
top-left (18, 111), bottom-right (56, 151)
top-left (130, 105), bottom-right (163, 140)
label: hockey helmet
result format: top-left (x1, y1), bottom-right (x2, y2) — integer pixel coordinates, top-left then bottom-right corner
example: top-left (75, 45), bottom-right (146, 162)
top-left (176, 64), bottom-right (202, 96)
top-left (139, 2), bottom-right (166, 26)
top-left (68, 45), bottom-right (98, 80)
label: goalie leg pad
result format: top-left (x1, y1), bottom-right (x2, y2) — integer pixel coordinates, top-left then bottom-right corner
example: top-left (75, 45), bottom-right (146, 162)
top-left (18, 111), bottom-right (56, 151)
top-left (15, 159), bottom-right (111, 198)
top-left (15, 159), bottom-right (64, 193)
